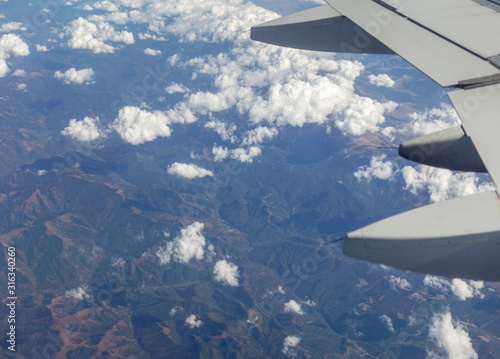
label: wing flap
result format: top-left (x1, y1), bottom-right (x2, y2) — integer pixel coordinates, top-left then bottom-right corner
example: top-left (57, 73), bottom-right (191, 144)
top-left (250, 5), bottom-right (394, 54)
top-left (325, 0), bottom-right (500, 87)
top-left (379, 0), bottom-right (500, 60)
top-left (343, 191), bottom-right (500, 281)
top-left (448, 83), bottom-right (500, 190)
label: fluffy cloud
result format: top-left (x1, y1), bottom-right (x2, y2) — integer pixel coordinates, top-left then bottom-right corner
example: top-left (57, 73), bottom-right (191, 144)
top-left (156, 222), bottom-right (208, 264)
top-left (450, 279), bottom-right (484, 301)
top-left (0, 34), bottom-right (29, 77)
top-left (335, 98), bottom-right (398, 136)
top-left (402, 103), bottom-right (461, 137)
top-left (428, 311), bottom-right (477, 359)
top-left (111, 105), bottom-right (197, 145)
top-left (368, 73), bottom-right (395, 87)
top-left (389, 275), bottom-right (412, 290)
top-left (12, 69), bottom-right (25, 77)
top-left (282, 335), bottom-right (301, 357)
top-left (92, 0), bottom-right (119, 11)
top-left (213, 259), bottom-right (239, 286)
top-left (380, 314), bottom-right (395, 332)
top-left (153, 0), bottom-right (277, 43)
top-left (61, 116), bottom-right (103, 142)
top-left (167, 162), bottom-right (214, 179)
top-left (144, 47), bottom-right (161, 56)
top-left (424, 275), bottom-right (450, 292)
top-left (64, 17), bottom-right (134, 53)
top-left (230, 146), bottom-right (261, 163)
top-left (65, 286), bottom-right (90, 301)
top-left (424, 275), bottom-right (485, 301)
top-left (283, 300), bottom-right (304, 315)
top-left (36, 44), bottom-right (49, 52)
top-left (301, 299), bottom-right (316, 307)
top-left (402, 165), bottom-right (494, 203)
top-left (165, 83), bottom-right (189, 94)
top-left (354, 154), bottom-right (397, 182)
top-left (205, 120), bottom-right (237, 143)
top-left (185, 314), bottom-right (203, 329)
top-left (241, 126), bottom-right (278, 146)
top-left (0, 22), bottom-right (27, 32)
top-left (212, 145), bottom-right (229, 162)
top-left (54, 67), bottom-right (95, 84)
top-left (112, 106), bottom-right (172, 144)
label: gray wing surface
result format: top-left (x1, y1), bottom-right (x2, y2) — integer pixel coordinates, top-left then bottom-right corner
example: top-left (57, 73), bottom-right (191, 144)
top-left (251, 0), bottom-right (500, 280)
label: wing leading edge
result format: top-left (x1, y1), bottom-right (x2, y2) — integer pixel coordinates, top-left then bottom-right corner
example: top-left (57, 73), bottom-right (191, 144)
top-left (251, 0), bottom-right (500, 280)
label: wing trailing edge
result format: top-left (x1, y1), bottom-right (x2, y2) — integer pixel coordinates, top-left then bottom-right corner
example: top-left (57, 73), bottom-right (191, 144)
top-left (343, 191), bottom-right (500, 281)
top-left (250, 5), bottom-right (394, 54)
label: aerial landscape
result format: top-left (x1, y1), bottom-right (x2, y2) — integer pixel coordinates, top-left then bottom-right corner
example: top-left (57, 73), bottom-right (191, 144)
top-left (0, 0), bottom-right (499, 358)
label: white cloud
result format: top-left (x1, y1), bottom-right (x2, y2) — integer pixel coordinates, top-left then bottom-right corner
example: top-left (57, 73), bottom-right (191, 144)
top-left (369, 73), bottom-right (395, 87)
top-left (0, 22), bottom-right (27, 32)
top-left (402, 165), bottom-right (495, 203)
top-left (117, 0), bottom-right (146, 9)
top-left (167, 162), bottom-right (214, 179)
top-left (169, 305), bottom-right (184, 316)
top-left (64, 17), bottom-right (134, 53)
top-left (402, 103), bottom-right (461, 137)
top-left (37, 170), bottom-right (47, 176)
top-left (144, 47), bottom-right (161, 56)
top-left (335, 98), bottom-right (398, 136)
top-left (389, 275), bottom-right (412, 290)
top-left (213, 259), bottom-right (239, 286)
top-left (165, 83), bottom-right (189, 94)
top-left (112, 106), bottom-right (172, 144)
top-left (241, 126), bottom-right (278, 146)
top-left (12, 69), bottom-right (25, 77)
top-left (111, 104), bottom-right (197, 145)
top-left (65, 286), bottom-right (90, 301)
top-left (185, 314), bottom-right (203, 329)
top-left (61, 116), bottom-right (103, 142)
top-left (16, 83), bottom-right (26, 91)
top-left (450, 279), bottom-right (484, 301)
top-left (54, 67), bottom-right (95, 84)
top-left (230, 146), bottom-right (261, 163)
top-left (205, 120), bottom-right (237, 143)
top-left (424, 275), bottom-right (450, 292)
top-left (36, 44), bottom-right (49, 52)
top-left (156, 222), bottom-right (207, 264)
top-left (283, 300), bottom-right (305, 315)
top-left (354, 154), bottom-right (398, 182)
top-left (428, 311), bottom-right (478, 359)
top-left (424, 275), bottom-right (485, 301)
top-left (282, 335), bottom-right (301, 357)
top-left (0, 34), bottom-right (29, 78)
top-left (301, 299), bottom-right (316, 307)
top-left (92, 0), bottom-right (119, 11)
top-left (380, 314), bottom-right (395, 332)
top-left (155, 0), bottom-right (277, 44)
top-left (212, 145), bottom-right (229, 162)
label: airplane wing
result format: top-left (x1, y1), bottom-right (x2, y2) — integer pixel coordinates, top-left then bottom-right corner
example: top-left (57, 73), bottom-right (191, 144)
top-left (251, 0), bottom-right (500, 281)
